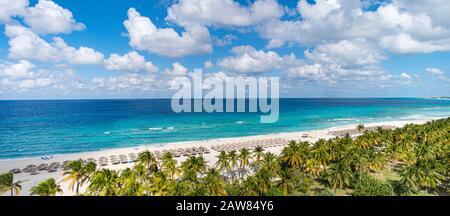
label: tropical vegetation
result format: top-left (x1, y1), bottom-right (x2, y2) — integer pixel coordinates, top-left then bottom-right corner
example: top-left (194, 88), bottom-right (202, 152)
top-left (2, 118), bottom-right (449, 196)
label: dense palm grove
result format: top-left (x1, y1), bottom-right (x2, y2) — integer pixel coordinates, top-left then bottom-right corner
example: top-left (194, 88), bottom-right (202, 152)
top-left (1, 118), bottom-right (449, 196)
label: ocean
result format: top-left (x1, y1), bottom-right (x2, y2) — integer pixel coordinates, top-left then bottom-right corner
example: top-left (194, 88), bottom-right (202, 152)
top-left (1, 98), bottom-right (450, 159)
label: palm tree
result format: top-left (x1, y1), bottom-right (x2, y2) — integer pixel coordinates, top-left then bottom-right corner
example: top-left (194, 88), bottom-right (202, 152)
top-left (311, 139), bottom-right (331, 166)
top-left (87, 169), bottom-right (119, 196)
top-left (118, 169), bottom-right (145, 196)
top-left (281, 141), bottom-right (308, 169)
top-left (138, 150), bottom-right (159, 173)
top-left (238, 148), bottom-right (251, 179)
top-left (173, 181), bottom-right (191, 196)
top-left (30, 178), bottom-right (62, 196)
top-left (84, 161), bottom-right (97, 176)
top-left (203, 168), bottom-right (227, 196)
top-left (181, 156), bottom-right (207, 182)
top-left (400, 160), bottom-right (443, 191)
top-left (260, 152), bottom-right (280, 177)
top-left (215, 151), bottom-right (231, 175)
top-left (254, 169), bottom-right (272, 195)
top-left (0, 173), bottom-right (27, 196)
top-left (228, 151), bottom-right (239, 172)
top-left (304, 159), bottom-right (322, 177)
top-left (253, 146), bottom-right (264, 161)
top-left (276, 167), bottom-right (295, 196)
top-left (161, 152), bottom-right (178, 180)
top-left (240, 177), bottom-right (259, 196)
top-left (326, 161), bottom-right (354, 191)
top-left (227, 150), bottom-right (239, 180)
top-left (149, 171), bottom-right (173, 196)
top-left (62, 160), bottom-right (96, 194)
top-left (356, 124), bottom-right (365, 132)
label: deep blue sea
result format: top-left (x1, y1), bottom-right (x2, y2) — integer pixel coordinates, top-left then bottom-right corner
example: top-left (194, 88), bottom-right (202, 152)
top-left (1, 98), bottom-right (450, 159)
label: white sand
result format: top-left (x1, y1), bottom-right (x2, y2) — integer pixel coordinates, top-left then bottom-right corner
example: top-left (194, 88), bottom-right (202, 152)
top-left (0, 119), bottom-right (434, 196)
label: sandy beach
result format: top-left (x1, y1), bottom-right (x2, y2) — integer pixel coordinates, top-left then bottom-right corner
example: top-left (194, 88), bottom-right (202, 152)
top-left (0, 118), bottom-right (435, 196)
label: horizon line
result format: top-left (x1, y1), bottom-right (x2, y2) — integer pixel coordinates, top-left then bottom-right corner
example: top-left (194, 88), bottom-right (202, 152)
top-left (0, 96), bottom-right (439, 101)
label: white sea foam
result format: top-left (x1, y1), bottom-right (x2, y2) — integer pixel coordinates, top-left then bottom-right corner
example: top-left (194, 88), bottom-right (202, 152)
top-left (149, 127), bottom-right (163, 131)
top-left (235, 121), bottom-right (246, 124)
top-left (330, 118), bottom-right (356, 121)
top-left (104, 131), bottom-right (111, 135)
top-left (400, 114), bottom-right (428, 120)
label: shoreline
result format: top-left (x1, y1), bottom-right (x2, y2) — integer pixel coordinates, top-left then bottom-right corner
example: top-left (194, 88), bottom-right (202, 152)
top-left (0, 117), bottom-right (441, 196)
top-left (0, 116), bottom-right (443, 162)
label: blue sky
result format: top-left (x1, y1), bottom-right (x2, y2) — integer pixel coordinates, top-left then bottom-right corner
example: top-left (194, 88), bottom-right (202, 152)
top-left (0, 0), bottom-right (449, 99)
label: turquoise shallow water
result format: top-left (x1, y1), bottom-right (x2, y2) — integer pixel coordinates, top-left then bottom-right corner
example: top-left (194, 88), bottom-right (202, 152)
top-left (1, 98), bottom-right (450, 159)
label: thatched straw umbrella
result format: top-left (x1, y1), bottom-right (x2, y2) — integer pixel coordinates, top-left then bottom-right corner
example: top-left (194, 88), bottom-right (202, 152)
top-left (23, 165), bottom-right (37, 173)
top-left (37, 163), bottom-right (49, 171)
top-left (48, 168), bottom-right (58, 173)
top-left (100, 160), bottom-right (108, 166)
top-left (50, 162), bottom-right (61, 168)
top-left (128, 153), bottom-right (137, 162)
top-left (119, 155), bottom-right (128, 164)
top-left (9, 168), bottom-right (21, 174)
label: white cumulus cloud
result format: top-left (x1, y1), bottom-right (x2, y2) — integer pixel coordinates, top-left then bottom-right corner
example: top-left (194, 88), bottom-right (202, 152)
top-left (164, 62), bottom-right (189, 76)
top-left (0, 60), bottom-right (35, 80)
top-left (218, 45), bottom-right (301, 73)
top-left (166, 0), bottom-right (283, 27)
top-left (287, 64), bottom-right (326, 80)
top-left (93, 74), bottom-right (157, 91)
top-left (203, 60), bottom-right (213, 69)
top-left (426, 67), bottom-right (450, 82)
top-left (104, 51), bottom-right (159, 73)
top-left (53, 37), bottom-right (104, 65)
top-left (5, 25), bottom-right (103, 64)
top-left (123, 8), bottom-right (212, 57)
top-left (23, 0), bottom-right (85, 35)
top-left (0, 0), bottom-right (28, 24)
top-left (256, 0), bottom-right (450, 54)
top-left (426, 68), bottom-right (445, 76)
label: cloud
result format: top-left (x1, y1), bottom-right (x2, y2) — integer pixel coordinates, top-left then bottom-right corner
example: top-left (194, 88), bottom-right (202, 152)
top-left (53, 37), bottom-right (104, 64)
top-left (104, 51), bottom-right (159, 73)
top-left (166, 0), bottom-right (283, 27)
top-left (203, 60), bottom-right (213, 69)
top-left (426, 68), bottom-right (445, 76)
top-left (5, 25), bottom-right (61, 62)
top-left (426, 67), bottom-right (450, 82)
top-left (213, 34), bottom-right (237, 47)
top-left (285, 39), bottom-right (397, 84)
top-left (16, 77), bottom-right (55, 89)
top-left (0, 60), bottom-right (35, 79)
top-left (164, 62), bottom-right (189, 76)
top-left (380, 33), bottom-right (450, 54)
top-left (394, 0), bottom-right (450, 29)
top-left (400, 72), bottom-right (412, 80)
top-left (266, 39), bottom-right (285, 49)
top-left (286, 64), bottom-right (326, 80)
top-left (256, 0), bottom-right (450, 54)
top-left (0, 60), bottom-right (88, 92)
top-left (23, 0), bottom-right (85, 35)
top-left (93, 74), bottom-right (157, 91)
top-left (0, 0), bottom-right (28, 24)
top-left (218, 45), bottom-right (301, 73)
top-left (305, 39), bottom-right (386, 66)
top-left (5, 25), bottom-right (103, 64)
top-left (123, 8), bottom-right (212, 57)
